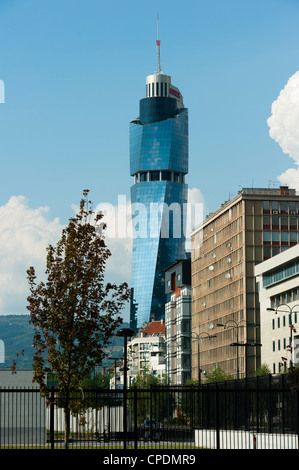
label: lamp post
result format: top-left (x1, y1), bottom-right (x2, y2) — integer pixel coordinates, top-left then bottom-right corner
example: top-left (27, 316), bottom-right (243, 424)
top-left (230, 342), bottom-right (262, 377)
top-left (191, 331), bottom-right (217, 386)
top-left (267, 303), bottom-right (299, 370)
top-left (217, 320), bottom-right (259, 379)
top-left (116, 328), bottom-right (135, 450)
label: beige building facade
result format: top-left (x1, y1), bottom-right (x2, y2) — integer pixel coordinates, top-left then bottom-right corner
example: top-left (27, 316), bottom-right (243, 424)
top-left (191, 186), bottom-right (299, 380)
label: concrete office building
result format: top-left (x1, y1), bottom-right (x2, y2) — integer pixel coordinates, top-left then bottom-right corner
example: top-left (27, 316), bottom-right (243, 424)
top-left (255, 244), bottom-right (299, 373)
top-left (191, 186), bottom-right (299, 379)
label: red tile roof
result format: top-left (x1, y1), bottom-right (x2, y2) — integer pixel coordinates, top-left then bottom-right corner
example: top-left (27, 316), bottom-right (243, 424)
top-left (142, 320), bottom-right (165, 336)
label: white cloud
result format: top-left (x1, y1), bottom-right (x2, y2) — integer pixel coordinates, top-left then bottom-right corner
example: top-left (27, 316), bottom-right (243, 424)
top-left (0, 188), bottom-right (205, 318)
top-left (0, 196), bottom-right (62, 315)
top-left (95, 196), bottom-right (133, 285)
top-left (267, 71), bottom-right (299, 190)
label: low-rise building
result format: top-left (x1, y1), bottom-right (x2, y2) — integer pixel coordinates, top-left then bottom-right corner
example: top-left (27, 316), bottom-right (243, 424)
top-left (255, 244), bottom-right (299, 373)
top-left (127, 320), bottom-right (166, 382)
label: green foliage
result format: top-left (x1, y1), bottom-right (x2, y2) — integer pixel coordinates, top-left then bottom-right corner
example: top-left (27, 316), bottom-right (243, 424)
top-left (254, 363), bottom-right (271, 376)
top-left (129, 368), bottom-right (169, 424)
top-left (130, 366), bottom-right (167, 389)
top-left (81, 371), bottom-right (110, 389)
top-left (20, 191), bottom-right (130, 447)
top-left (204, 364), bottom-right (234, 383)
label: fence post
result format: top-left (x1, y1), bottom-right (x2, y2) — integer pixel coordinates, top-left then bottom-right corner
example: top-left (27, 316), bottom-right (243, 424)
top-left (134, 387), bottom-right (138, 450)
top-left (268, 374), bottom-right (272, 434)
top-left (256, 375), bottom-right (259, 434)
top-left (50, 387), bottom-right (55, 450)
top-left (215, 382), bottom-right (220, 449)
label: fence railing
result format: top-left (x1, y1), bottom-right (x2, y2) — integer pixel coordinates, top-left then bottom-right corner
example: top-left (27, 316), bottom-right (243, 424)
top-left (0, 374), bottom-right (298, 449)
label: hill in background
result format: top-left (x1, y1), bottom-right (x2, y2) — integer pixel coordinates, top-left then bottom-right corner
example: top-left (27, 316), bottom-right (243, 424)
top-left (0, 315), bottom-right (128, 370)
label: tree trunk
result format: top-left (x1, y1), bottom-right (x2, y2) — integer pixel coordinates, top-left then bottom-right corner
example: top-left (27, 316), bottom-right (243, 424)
top-left (64, 406), bottom-right (70, 449)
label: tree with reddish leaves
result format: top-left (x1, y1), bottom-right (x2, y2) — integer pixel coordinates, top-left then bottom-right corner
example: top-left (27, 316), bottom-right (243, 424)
top-left (25, 190), bottom-right (130, 447)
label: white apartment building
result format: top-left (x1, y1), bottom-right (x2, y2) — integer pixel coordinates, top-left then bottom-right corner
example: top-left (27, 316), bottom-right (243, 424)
top-left (127, 320), bottom-right (166, 382)
top-left (165, 259), bottom-right (192, 385)
top-left (255, 244), bottom-right (299, 373)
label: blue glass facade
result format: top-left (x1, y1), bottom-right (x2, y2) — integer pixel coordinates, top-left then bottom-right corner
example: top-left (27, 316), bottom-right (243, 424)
top-left (130, 86), bottom-right (188, 330)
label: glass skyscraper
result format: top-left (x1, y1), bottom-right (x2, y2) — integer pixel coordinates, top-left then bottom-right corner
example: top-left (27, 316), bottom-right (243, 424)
top-left (130, 35), bottom-right (188, 330)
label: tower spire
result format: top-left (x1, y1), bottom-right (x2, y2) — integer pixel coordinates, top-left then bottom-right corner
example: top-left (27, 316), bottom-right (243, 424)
top-left (155, 14), bottom-right (162, 74)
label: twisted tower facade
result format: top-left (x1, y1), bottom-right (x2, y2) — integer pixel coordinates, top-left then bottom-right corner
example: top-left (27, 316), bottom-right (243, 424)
top-left (130, 25), bottom-right (188, 329)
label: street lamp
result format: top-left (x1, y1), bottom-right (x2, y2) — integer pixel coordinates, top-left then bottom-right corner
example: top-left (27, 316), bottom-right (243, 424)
top-left (116, 328), bottom-right (135, 450)
top-left (217, 320), bottom-right (259, 379)
top-left (191, 331), bottom-right (217, 386)
top-left (267, 303), bottom-right (299, 370)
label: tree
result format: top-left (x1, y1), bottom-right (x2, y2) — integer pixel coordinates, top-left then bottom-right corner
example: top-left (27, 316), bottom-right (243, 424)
top-left (129, 367), bottom-right (169, 424)
top-left (24, 190), bottom-right (130, 447)
top-left (254, 363), bottom-right (271, 377)
top-left (204, 364), bottom-right (234, 383)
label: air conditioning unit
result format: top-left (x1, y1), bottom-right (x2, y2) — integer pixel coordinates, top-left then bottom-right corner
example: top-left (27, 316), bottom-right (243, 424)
top-left (273, 210), bottom-right (278, 214)
top-left (291, 211), bottom-right (296, 215)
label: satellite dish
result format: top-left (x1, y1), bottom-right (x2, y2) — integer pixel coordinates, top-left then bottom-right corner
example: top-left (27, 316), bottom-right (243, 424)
top-left (208, 323), bottom-right (214, 330)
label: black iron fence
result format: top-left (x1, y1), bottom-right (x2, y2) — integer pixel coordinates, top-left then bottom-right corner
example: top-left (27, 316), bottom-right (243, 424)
top-left (0, 374), bottom-right (298, 449)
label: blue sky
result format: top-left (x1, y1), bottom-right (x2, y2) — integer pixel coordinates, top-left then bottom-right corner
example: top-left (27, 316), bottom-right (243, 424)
top-left (1, 0), bottom-right (299, 317)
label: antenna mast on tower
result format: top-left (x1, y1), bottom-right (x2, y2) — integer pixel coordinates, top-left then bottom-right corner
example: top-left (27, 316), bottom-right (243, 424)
top-left (155, 15), bottom-right (162, 74)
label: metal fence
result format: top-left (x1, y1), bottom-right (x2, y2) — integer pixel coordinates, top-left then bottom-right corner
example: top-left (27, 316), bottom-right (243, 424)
top-left (0, 374), bottom-right (298, 449)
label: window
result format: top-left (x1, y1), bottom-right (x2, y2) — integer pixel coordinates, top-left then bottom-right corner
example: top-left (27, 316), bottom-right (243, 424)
top-left (263, 232), bottom-right (271, 243)
top-left (263, 259), bottom-right (299, 287)
top-left (161, 171), bottom-right (171, 181)
top-left (290, 217), bottom-right (297, 228)
top-left (174, 172), bottom-right (180, 183)
top-left (273, 247), bottom-right (280, 256)
top-left (263, 216), bottom-right (270, 227)
top-left (140, 172), bottom-right (147, 182)
top-left (281, 216), bottom-right (288, 228)
top-left (281, 232), bottom-right (289, 243)
top-left (150, 171), bottom-right (160, 181)
top-left (291, 232), bottom-right (297, 242)
top-left (272, 231), bottom-right (280, 243)
top-left (273, 341), bottom-right (275, 352)
top-left (263, 201), bottom-right (270, 211)
top-left (290, 202), bottom-right (296, 212)
top-left (264, 247), bottom-right (270, 259)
